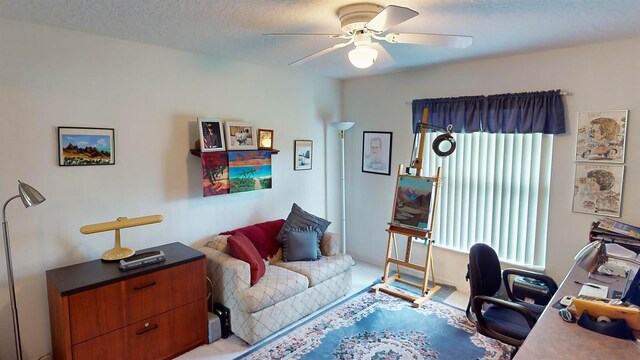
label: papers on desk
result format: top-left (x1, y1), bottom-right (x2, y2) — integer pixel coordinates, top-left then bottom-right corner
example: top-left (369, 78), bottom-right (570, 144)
top-left (578, 283), bottom-right (609, 298)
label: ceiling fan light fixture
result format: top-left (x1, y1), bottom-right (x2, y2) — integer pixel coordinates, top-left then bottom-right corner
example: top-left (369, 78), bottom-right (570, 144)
top-left (348, 45), bottom-right (378, 69)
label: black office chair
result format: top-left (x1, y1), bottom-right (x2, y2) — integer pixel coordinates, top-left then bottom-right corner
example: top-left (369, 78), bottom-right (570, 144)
top-left (466, 243), bottom-right (558, 351)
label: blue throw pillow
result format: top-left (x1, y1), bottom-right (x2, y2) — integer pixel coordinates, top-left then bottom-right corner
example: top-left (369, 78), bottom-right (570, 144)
top-left (277, 203), bottom-right (331, 244)
top-left (282, 226), bottom-right (321, 262)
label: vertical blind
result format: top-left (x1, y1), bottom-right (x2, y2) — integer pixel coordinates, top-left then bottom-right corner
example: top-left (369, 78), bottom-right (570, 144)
top-left (413, 90), bottom-right (564, 269)
top-left (422, 132), bottom-right (553, 268)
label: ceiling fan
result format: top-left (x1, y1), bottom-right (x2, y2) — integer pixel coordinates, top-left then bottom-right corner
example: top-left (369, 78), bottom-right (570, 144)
top-left (264, 3), bottom-right (473, 69)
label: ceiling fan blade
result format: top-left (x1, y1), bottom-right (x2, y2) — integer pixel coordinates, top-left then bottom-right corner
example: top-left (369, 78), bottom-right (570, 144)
top-left (289, 40), bottom-right (354, 66)
top-left (366, 5), bottom-right (418, 33)
top-left (263, 33), bottom-right (344, 38)
top-left (385, 33), bottom-right (473, 48)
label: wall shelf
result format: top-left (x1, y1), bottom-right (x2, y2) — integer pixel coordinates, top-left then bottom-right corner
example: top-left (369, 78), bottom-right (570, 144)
top-left (190, 148), bottom-right (279, 157)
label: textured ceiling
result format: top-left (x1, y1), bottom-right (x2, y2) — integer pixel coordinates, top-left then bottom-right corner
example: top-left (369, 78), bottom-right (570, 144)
top-left (1, 0), bottom-right (639, 79)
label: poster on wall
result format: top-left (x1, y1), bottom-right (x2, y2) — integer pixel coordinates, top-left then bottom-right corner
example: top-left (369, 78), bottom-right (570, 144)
top-left (575, 110), bottom-right (628, 163)
top-left (201, 152), bottom-right (229, 196)
top-left (390, 175), bottom-right (436, 230)
top-left (362, 131), bottom-right (392, 176)
top-left (228, 150), bottom-right (272, 193)
top-left (572, 163), bottom-right (624, 217)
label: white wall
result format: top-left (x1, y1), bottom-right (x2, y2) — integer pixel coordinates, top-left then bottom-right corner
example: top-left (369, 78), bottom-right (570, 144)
top-left (0, 19), bottom-right (341, 359)
top-left (343, 38), bottom-right (640, 290)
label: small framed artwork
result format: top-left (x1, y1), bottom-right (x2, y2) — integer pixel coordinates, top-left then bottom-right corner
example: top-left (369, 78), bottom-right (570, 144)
top-left (225, 121), bottom-right (258, 150)
top-left (198, 118), bottom-right (226, 152)
top-left (572, 163), bottom-right (624, 217)
top-left (362, 131), bottom-right (392, 175)
top-left (391, 175), bottom-right (436, 231)
top-left (58, 127), bottom-right (115, 166)
top-left (575, 110), bottom-right (628, 163)
top-left (258, 129), bottom-right (274, 150)
top-left (294, 140), bottom-right (313, 170)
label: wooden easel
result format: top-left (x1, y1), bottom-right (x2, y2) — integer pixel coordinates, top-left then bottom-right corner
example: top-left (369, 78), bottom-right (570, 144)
top-left (371, 108), bottom-right (442, 307)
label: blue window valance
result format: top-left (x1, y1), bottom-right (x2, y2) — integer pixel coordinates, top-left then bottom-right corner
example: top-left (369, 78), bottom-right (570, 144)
top-left (412, 90), bottom-right (566, 134)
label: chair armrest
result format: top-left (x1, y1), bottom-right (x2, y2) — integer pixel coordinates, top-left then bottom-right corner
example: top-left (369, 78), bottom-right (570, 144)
top-left (503, 268), bottom-right (559, 302)
top-left (473, 295), bottom-right (537, 346)
top-left (200, 246), bottom-right (251, 306)
top-left (321, 231), bottom-right (341, 256)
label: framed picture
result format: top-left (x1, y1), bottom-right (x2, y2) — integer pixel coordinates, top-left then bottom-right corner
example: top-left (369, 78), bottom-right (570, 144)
top-left (58, 127), bottom-right (115, 166)
top-left (576, 110), bottom-right (628, 163)
top-left (294, 140), bottom-right (313, 170)
top-left (258, 129), bottom-right (274, 150)
top-left (572, 163), bottom-right (624, 217)
top-left (228, 150), bottom-right (272, 193)
top-left (225, 121), bottom-right (258, 150)
top-left (391, 175), bottom-right (436, 230)
top-left (198, 118), bottom-right (225, 152)
top-left (362, 131), bottom-right (392, 175)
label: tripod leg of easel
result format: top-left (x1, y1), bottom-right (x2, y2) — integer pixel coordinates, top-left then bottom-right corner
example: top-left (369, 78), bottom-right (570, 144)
top-left (393, 233), bottom-right (401, 277)
top-left (411, 240), bottom-right (441, 307)
top-left (372, 231), bottom-right (396, 293)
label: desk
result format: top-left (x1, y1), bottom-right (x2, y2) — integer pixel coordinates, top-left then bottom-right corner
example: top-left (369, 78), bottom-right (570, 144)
top-left (515, 263), bottom-right (640, 359)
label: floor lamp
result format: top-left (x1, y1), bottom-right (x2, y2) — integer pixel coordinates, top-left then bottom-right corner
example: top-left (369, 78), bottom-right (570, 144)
top-left (330, 121), bottom-right (355, 254)
top-left (2, 181), bottom-right (46, 360)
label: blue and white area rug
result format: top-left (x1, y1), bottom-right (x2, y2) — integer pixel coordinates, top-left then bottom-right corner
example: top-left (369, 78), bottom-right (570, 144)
top-left (239, 287), bottom-right (511, 359)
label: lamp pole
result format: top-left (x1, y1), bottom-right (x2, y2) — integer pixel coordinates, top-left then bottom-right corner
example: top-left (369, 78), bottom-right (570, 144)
top-left (3, 196), bottom-right (24, 360)
top-left (330, 122), bottom-right (354, 254)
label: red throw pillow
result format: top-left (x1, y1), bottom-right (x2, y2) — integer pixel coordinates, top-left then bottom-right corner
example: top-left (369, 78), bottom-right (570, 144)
top-left (227, 233), bottom-right (266, 286)
top-left (222, 219), bottom-right (285, 260)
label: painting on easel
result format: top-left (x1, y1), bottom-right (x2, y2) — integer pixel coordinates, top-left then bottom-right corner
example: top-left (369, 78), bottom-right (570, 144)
top-left (391, 175), bottom-right (435, 230)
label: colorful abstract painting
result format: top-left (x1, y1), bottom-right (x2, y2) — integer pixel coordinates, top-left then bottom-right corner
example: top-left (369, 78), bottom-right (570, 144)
top-left (201, 152), bottom-right (229, 196)
top-left (228, 150), bottom-right (272, 193)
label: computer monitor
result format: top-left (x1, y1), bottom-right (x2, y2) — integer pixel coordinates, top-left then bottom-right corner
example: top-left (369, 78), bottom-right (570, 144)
top-left (621, 268), bottom-right (640, 306)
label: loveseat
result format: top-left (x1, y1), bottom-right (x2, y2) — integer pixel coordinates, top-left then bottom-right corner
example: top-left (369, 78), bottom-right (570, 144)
top-left (200, 217), bottom-right (353, 345)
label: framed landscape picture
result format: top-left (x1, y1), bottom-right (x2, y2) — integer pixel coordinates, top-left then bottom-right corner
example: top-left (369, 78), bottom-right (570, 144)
top-left (58, 127), bottom-right (115, 166)
top-left (575, 110), bottom-right (628, 163)
top-left (294, 140), bottom-right (312, 170)
top-left (362, 131), bottom-right (392, 175)
top-left (225, 121), bottom-right (258, 150)
top-left (198, 118), bottom-right (226, 152)
top-left (572, 163), bottom-right (624, 217)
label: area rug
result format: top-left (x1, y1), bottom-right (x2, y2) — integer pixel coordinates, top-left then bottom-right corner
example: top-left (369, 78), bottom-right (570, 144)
top-left (238, 287), bottom-right (512, 359)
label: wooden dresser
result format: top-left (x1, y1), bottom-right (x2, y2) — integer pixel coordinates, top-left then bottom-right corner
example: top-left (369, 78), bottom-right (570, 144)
top-left (46, 242), bottom-right (207, 359)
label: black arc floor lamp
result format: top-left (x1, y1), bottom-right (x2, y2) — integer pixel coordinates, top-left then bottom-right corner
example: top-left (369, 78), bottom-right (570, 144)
top-left (2, 181), bottom-right (46, 360)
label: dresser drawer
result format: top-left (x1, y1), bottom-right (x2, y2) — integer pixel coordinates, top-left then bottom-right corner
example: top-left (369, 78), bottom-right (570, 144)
top-left (72, 300), bottom-right (206, 360)
top-left (69, 259), bottom-right (205, 344)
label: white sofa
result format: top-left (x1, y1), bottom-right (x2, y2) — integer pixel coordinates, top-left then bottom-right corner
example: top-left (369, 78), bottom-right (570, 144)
top-left (200, 231), bottom-right (352, 345)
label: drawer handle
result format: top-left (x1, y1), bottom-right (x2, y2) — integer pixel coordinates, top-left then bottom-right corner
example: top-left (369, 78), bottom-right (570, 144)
top-left (136, 322), bottom-right (158, 335)
top-left (133, 281), bottom-right (156, 290)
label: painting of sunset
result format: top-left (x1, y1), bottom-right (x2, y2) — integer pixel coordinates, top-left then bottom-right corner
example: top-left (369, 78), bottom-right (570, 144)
top-left (228, 150), bottom-right (272, 193)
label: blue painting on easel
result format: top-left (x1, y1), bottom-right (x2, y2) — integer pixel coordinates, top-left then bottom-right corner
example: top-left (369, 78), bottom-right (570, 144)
top-left (391, 175), bottom-right (434, 230)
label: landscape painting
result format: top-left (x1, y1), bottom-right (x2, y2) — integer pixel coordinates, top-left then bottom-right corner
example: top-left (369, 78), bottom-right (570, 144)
top-left (391, 175), bottom-right (435, 230)
top-left (58, 127), bottom-right (115, 166)
top-left (201, 152), bottom-right (230, 196)
top-left (228, 150), bottom-right (272, 193)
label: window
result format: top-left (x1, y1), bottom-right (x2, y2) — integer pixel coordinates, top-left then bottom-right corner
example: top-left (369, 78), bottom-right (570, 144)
top-left (422, 132), bottom-right (553, 269)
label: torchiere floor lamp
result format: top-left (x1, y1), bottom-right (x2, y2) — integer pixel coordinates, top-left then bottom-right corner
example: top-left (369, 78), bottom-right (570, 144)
top-left (2, 181), bottom-right (46, 360)
top-left (330, 121), bottom-right (355, 255)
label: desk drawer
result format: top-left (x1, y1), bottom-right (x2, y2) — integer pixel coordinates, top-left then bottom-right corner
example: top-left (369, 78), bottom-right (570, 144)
top-left (69, 260), bottom-right (205, 344)
top-left (72, 300), bottom-right (206, 360)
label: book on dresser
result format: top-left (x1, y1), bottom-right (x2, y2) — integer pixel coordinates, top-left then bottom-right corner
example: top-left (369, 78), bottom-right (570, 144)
top-left (46, 242), bottom-right (208, 359)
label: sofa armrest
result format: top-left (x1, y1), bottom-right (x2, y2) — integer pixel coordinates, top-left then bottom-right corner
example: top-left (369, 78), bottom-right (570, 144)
top-left (321, 231), bottom-right (341, 256)
top-left (200, 246), bottom-right (251, 307)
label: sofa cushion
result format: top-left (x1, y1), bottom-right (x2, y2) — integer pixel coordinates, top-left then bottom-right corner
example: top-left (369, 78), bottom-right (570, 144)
top-left (240, 265), bottom-right (309, 313)
top-left (277, 203), bottom-right (331, 245)
top-left (282, 226), bottom-right (321, 262)
top-left (206, 234), bottom-right (230, 254)
top-left (222, 219), bottom-right (285, 260)
top-left (227, 233), bottom-right (266, 286)
top-left (273, 254), bottom-right (352, 287)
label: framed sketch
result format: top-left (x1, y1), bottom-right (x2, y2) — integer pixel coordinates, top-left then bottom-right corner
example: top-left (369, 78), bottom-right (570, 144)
top-left (362, 131), bottom-right (392, 175)
top-left (258, 129), bottom-right (274, 150)
top-left (572, 163), bottom-right (624, 217)
top-left (294, 140), bottom-right (313, 170)
top-left (58, 127), bottom-right (115, 166)
top-left (576, 110), bottom-right (628, 163)
top-left (198, 118), bottom-right (225, 152)
top-left (391, 175), bottom-right (436, 230)
top-left (225, 121), bottom-right (258, 150)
